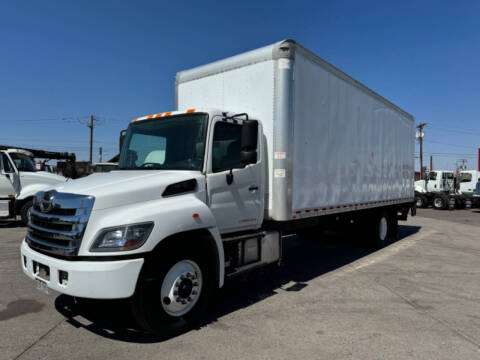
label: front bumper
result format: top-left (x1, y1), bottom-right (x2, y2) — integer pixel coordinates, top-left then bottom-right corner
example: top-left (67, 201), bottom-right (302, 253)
top-left (21, 240), bottom-right (144, 299)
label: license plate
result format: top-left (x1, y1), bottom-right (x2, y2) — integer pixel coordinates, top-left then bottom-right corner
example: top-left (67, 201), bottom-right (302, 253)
top-left (35, 278), bottom-right (49, 294)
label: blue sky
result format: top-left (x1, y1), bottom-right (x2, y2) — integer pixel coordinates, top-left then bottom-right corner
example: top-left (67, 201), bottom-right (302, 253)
top-left (1, 0), bottom-right (479, 170)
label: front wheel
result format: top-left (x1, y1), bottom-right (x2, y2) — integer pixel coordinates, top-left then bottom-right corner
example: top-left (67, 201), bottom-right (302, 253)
top-left (131, 242), bottom-right (213, 336)
top-left (432, 195), bottom-right (448, 210)
top-left (415, 194), bottom-right (428, 208)
top-left (20, 200), bottom-right (33, 225)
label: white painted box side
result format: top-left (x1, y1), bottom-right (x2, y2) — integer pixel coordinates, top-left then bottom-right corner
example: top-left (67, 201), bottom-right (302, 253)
top-left (291, 50), bottom-right (415, 213)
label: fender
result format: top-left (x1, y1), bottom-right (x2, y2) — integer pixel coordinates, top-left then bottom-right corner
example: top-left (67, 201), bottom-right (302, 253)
top-left (414, 185), bottom-right (427, 194)
top-left (80, 193), bottom-right (226, 287)
top-left (18, 183), bottom-right (56, 200)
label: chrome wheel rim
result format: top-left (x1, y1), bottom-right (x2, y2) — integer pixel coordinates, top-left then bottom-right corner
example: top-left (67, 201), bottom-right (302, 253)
top-left (379, 217), bottom-right (388, 241)
top-left (160, 260), bottom-right (202, 317)
top-left (26, 206), bottom-right (32, 223)
top-left (416, 198), bottom-right (423, 207)
top-left (434, 198), bottom-right (443, 208)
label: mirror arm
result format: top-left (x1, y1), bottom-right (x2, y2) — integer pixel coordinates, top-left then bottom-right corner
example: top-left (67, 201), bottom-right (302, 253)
top-left (226, 168), bottom-right (234, 185)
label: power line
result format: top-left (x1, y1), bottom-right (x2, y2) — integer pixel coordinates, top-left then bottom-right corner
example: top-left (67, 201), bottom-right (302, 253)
top-left (423, 139), bottom-right (478, 150)
top-left (0, 136), bottom-right (115, 145)
top-left (428, 126), bottom-right (480, 136)
top-left (12, 116), bottom-right (90, 123)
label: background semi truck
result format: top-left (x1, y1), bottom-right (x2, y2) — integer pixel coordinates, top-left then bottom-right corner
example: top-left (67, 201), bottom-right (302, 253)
top-left (415, 170), bottom-right (480, 209)
top-left (21, 40), bottom-right (415, 334)
top-left (0, 146), bottom-right (73, 224)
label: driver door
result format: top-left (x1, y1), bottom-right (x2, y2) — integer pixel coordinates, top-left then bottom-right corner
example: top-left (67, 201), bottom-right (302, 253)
top-left (0, 152), bottom-right (20, 197)
top-left (206, 118), bottom-right (263, 234)
top-left (426, 172), bottom-right (438, 192)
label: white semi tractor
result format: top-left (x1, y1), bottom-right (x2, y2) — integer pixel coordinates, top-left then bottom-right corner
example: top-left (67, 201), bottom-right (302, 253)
top-left (0, 147), bottom-right (67, 224)
top-left (21, 40), bottom-right (415, 334)
top-left (415, 170), bottom-right (480, 209)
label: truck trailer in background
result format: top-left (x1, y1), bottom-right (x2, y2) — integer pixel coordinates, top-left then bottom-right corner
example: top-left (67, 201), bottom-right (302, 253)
top-left (21, 40), bottom-right (415, 335)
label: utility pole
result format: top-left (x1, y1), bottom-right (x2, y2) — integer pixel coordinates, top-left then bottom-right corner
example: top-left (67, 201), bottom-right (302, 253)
top-left (79, 115), bottom-right (103, 166)
top-left (416, 123), bottom-right (427, 179)
top-left (88, 115), bottom-right (94, 166)
top-left (430, 155), bottom-right (433, 171)
top-left (99, 147), bottom-right (103, 163)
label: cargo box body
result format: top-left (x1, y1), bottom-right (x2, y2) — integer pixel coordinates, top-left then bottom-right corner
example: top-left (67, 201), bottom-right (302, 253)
top-left (176, 40), bottom-right (415, 221)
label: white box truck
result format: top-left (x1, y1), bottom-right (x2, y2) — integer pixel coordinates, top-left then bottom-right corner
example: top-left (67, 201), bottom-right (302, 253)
top-left (21, 40), bottom-right (415, 335)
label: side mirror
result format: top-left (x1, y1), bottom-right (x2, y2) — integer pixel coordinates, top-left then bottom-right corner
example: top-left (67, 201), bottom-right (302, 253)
top-left (119, 130), bottom-right (127, 153)
top-left (241, 120), bottom-right (258, 166)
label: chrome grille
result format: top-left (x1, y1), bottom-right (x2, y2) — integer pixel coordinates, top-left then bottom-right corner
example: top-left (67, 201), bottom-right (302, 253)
top-left (26, 190), bottom-right (94, 256)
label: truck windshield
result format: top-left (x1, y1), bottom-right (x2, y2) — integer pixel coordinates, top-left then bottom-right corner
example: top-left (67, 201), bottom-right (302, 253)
top-left (9, 153), bottom-right (37, 172)
top-left (118, 114), bottom-right (207, 171)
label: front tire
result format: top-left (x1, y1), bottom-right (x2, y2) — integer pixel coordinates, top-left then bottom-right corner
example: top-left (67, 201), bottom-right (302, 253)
top-left (432, 194), bottom-right (448, 210)
top-left (131, 241), bottom-right (214, 336)
top-left (415, 194), bottom-right (428, 208)
top-left (20, 200), bottom-right (33, 225)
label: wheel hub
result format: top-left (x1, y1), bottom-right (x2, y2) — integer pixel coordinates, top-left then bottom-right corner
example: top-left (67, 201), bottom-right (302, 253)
top-left (177, 278), bottom-right (194, 298)
top-left (160, 260), bottom-right (202, 317)
top-left (379, 216), bottom-right (388, 241)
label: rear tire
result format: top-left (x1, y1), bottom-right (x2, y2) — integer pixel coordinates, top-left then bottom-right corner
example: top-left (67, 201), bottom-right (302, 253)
top-left (20, 200), bottom-right (33, 225)
top-left (131, 240), bottom-right (214, 336)
top-left (365, 211), bottom-right (392, 248)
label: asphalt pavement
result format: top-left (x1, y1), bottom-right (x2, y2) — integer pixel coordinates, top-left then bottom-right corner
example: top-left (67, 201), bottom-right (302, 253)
top-left (0, 209), bottom-right (479, 360)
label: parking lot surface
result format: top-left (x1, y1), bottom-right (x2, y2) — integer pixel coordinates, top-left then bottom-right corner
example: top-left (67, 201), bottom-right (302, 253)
top-left (1, 209), bottom-right (479, 360)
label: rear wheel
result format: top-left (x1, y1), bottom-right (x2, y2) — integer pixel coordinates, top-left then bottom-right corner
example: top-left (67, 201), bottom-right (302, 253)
top-left (365, 211), bottom-right (392, 248)
top-left (131, 240), bottom-right (214, 336)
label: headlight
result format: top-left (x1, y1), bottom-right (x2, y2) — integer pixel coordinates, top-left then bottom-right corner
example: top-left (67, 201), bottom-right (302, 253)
top-left (91, 222), bottom-right (154, 252)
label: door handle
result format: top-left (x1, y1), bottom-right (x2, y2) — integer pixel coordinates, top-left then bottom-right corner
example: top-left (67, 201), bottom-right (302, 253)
top-left (249, 185), bottom-right (258, 192)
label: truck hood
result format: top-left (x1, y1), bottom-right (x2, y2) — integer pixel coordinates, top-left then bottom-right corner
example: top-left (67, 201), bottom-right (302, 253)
top-left (414, 180), bottom-right (426, 193)
top-left (27, 171), bottom-right (67, 182)
top-left (53, 170), bottom-right (204, 210)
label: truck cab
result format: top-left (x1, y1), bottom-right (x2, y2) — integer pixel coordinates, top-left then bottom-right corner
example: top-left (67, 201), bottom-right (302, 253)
top-left (458, 170), bottom-right (480, 196)
top-left (21, 109), bottom-right (274, 333)
top-left (414, 170), bottom-right (455, 209)
top-left (0, 148), bottom-right (67, 223)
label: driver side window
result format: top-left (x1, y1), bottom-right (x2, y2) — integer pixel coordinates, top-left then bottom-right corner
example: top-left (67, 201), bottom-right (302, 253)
top-left (1, 154), bottom-right (14, 173)
top-left (212, 122), bottom-right (242, 173)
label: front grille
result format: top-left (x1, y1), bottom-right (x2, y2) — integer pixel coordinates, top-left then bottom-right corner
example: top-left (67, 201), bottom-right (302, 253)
top-left (26, 190), bottom-right (95, 256)
top-left (32, 204), bottom-right (76, 216)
